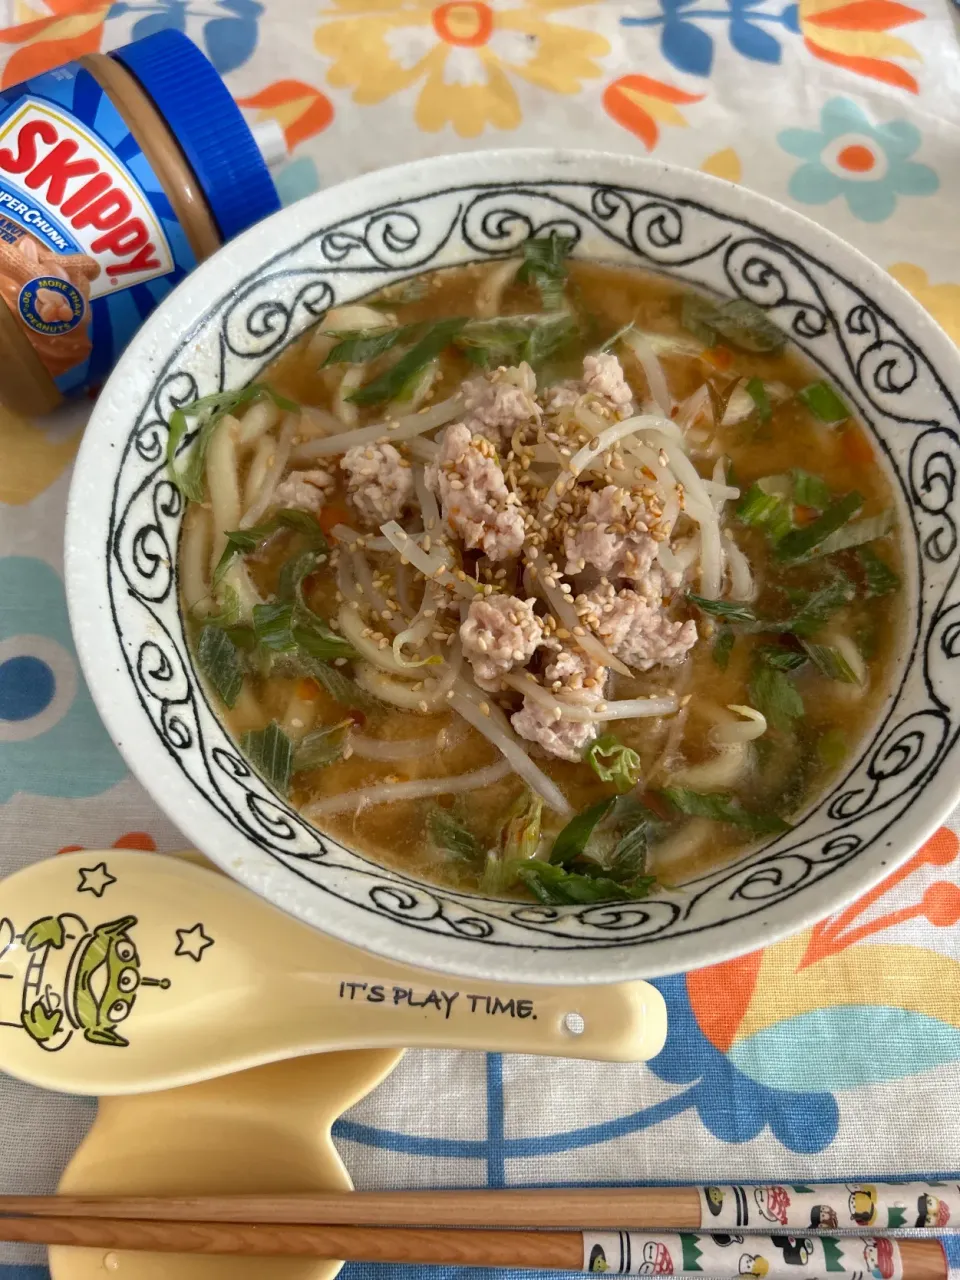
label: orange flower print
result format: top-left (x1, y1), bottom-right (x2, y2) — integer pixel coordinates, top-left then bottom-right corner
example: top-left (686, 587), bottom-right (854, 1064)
top-left (799, 0), bottom-right (924, 94)
top-left (603, 74), bottom-right (703, 152)
top-left (236, 81), bottom-right (335, 152)
top-left (314, 0), bottom-right (610, 138)
top-left (0, 0), bottom-right (112, 89)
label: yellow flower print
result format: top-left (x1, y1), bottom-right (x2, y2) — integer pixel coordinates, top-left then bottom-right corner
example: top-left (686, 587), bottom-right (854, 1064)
top-left (314, 0), bottom-right (610, 138)
top-left (889, 263), bottom-right (960, 347)
top-left (0, 403), bottom-right (83, 506)
top-left (701, 148), bottom-right (742, 183)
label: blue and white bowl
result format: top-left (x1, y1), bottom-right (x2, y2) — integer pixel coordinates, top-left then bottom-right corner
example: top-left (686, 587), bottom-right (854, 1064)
top-left (65, 149), bottom-right (960, 983)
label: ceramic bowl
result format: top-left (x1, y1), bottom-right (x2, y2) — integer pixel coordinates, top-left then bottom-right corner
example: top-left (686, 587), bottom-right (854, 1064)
top-left (65, 149), bottom-right (960, 984)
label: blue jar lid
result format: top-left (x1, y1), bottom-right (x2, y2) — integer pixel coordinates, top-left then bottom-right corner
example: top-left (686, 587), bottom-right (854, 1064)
top-left (111, 29), bottom-right (280, 243)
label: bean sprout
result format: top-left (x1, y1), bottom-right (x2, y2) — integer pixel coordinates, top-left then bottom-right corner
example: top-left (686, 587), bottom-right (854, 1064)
top-left (621, 329), bottom-right (672, 415)
top-left (292, 394), bottom-right (464, 461)
top-left (503, 674), bottom-right (677, 723)
top-left (449, 681), bottom-right (572, 816)
top-left (303, 758), bottom-right (511, 818)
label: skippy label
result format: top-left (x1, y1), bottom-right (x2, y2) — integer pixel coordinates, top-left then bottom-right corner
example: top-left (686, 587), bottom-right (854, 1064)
top-left (0, 63), bottom-right (196, 396)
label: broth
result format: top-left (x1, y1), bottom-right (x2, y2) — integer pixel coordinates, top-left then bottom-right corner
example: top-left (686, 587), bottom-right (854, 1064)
top-left (176, 251), bottom-right (903, 903)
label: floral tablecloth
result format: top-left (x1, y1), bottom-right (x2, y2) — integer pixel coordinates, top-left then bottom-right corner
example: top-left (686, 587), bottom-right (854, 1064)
top-left (2, 2), bottom-right (960, 1278)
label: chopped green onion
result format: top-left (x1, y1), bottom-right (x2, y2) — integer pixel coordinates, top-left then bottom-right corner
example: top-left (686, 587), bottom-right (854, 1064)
top-left (736, 483), bottom-right (791, 543)
top-left (550, 796), bottom-right (616, 866)
top-left (709, 299), bottom-right (785, 353)
top-left (428, 808), bottom-right (480, 862)
top-left (501, 790), bottom-right (544, 862)
top-left (241, 721), bottom-right (293, 795)
top-left (368, 278), bottom-right (428, 308)
top-left (748, 662), bottom-right (804, 732)
top-left (680, 293), bottom-right (785, 353)
top-left (713, 629), bottom-right (735, 670)
top-left (322, 323), bottom-right (419, 367)
top-left (278, 549), bottom-right (325, 603)
top-left (782, 573), bottom-right (856, 637)
top-left (191, 585), bottom-right (240, 629)
top-left (857, 545), bottom-right (900, 597)
top-left (800, 640), bottom-right (859, 683)
top-left (213, 509), bottom-right (327, 587)
top-left (791, 469), bottom-right (832, 511)
top-left (253, 602), bottom-right (296, 652)
top-left (292, 619), bottom-right (356, 662)
top-left (166, 384), bottom-right (297, 503)
top-left (584, 733), bottom-right (643, 793)
top-left (687, 593), bottom-right (757, 624)
top-left (756, 643), bottom-right (807, 672)
top-left (292, 722), bottom-right (350, 772)
top-left (775, 491), bottom-right (863, 563)
top-left (607, 821), bottom-right (651, 883)
top-left (455, 316), bottom-right (537, 367)
top-left (455, 313), bottom-right (579, 370)
top-left (301, 657), bottom-right (378, 709)
top-left (660, 787), bottom-right (790, 835)
top-left (348, 318), bottom-right (467, 406)
top-left (745, 376), bottom-right (772, 423)
top-left (798, 380), bottom-right (849, 423)
top-left (196, 625), bottom-right (244, 708)
top-left (814, 509), bottom-right (893, 558)
top-left (516, 860), bottom-right (655, 905)
top-left (523, 312), bottom-right (579, 368)
top-left (516, 232), bottom-right (575, 310)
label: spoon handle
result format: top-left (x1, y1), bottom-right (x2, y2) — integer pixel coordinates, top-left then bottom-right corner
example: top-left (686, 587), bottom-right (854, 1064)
top-left (296, 970), bottom-right (665, 1060)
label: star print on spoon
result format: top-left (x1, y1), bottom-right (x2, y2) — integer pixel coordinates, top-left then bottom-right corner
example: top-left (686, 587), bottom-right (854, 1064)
top-left (175, 923), bottom-right (214, 962)
top-left (77, 862), bottom-right (116, 898)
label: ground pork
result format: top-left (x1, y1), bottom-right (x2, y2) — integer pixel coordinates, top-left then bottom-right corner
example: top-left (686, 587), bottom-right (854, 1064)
top-left (271, 469), bottom-right (334, 512)
top-left (581, 581), bottom-right (697, 670)
top-left (562, 485), bottom-right (658, 578)
top-left (426, 423), bottom-right (525, 560)
top-left (461, 361), bottom-right (540, 445)
top-left (340, 442), bottom-right (413, 527)
top-left (542, 381), bottom-right (581, 415)
top-left (543, 353), bottom-right (635, 422)
top-left (582, 352), bottom-right (635, 418)
top-left (459, 594), bottom-right (543, 691)
top-left (511, 645), bottom-right (607, 763)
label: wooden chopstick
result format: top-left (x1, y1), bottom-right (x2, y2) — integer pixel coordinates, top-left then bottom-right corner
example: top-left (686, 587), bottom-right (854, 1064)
top-left (0, 1181), bottom-right (954, 1231)
top-left (0, 1189), bottom-right (698, 1229)
top-left (0, 1217), bottom-right (947, 1278)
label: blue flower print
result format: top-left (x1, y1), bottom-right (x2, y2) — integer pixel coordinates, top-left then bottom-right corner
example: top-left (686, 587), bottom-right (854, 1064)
top-left (108, 0), bottom-right (263, 75)
top-left (778, 97), bottom-right (939, 223)
top-left (274, 157), bottom-right (321, 208)
top-left (647, 975), bottom-right (839, 1153)
top-left (0, 557), bottom-right (127, 801)
top-left (622, 0), bottom-right (800, 78)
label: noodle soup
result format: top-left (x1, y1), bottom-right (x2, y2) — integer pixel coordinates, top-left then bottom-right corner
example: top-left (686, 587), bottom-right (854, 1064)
top-left (174, 242), bottom-right (903, 903)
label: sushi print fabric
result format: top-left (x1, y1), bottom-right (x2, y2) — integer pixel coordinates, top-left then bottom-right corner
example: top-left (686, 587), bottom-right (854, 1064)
top-left (2, 1), bottom-right (960, 1277)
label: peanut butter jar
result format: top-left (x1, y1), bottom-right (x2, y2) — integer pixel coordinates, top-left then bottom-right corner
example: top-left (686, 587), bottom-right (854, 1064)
top-left (0, 29), bottom-right (282, 416)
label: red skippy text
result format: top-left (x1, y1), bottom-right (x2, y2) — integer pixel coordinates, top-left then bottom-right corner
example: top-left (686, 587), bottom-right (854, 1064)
top-left (0, 119), bottom-right (162, 277)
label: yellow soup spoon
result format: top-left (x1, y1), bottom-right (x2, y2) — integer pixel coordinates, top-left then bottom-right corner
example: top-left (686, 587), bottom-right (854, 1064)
top-left (0, 850), bottom-right (667, 1094)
